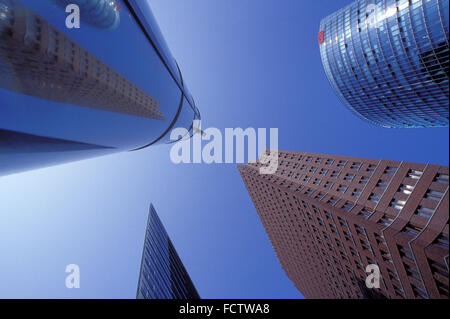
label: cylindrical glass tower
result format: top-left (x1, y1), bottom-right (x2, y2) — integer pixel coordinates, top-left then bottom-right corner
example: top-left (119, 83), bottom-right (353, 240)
top-left (0, 0), bottom-right (200, 176)
top-left (319, 0), bottom-right (449, 128)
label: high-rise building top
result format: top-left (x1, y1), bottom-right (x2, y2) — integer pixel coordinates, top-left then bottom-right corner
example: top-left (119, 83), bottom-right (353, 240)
top-left (0, 0), bottom-right (163, 120)
top-left (137, 204), bottom-right (200, 299)
top-left (239, 151), bottom-right (449, 299)
top-left (319, 0), bottom-right (449, 128)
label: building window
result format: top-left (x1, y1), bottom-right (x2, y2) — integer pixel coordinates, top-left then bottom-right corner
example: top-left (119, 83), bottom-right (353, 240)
top-left (434, 173), bottom-right (449, 184)
top-left (378, 215), bottom-right (394, 226)
top-left (331, 171), bottom-right (340, 178)
top-left (315, 192), bottom-right (326, 200)
top-left (407, 170), bottom-right (423, 180)
top-left (337, 185), bottom-right (348, 193)
top-left (324, 181), bottom-right (334, 189)
top-left (390, 199), bottom-right (406, 211)
top-left (338, 216), bottom-right (348, 227)
top-left (327, 197), bottom-right (338, 206)
top-left (344, 173), bottom-right (355, 181)
top-left (425, 190), bottom-right (446, 202)
top-left (355, 225), bottom-right (366, 235)
top-left (384, 167), bottom-right (398, 175)
top-left (342, 201), bottom-right (353, 212)
top-left (359, 176), bottom-right (369, 185)
top-left (360, 239), bottom-right (371, 251)
top-left (376, 180), bottom-right (389, 189)
top-left (399, 184), bottom-right (414, 195)
top-left (414, 206), bottom-right (435, 219)
top-left (358, 208), bottom-right (373, 219)
top-left (429, 260), bottom-right (449, 278)
top-left (352, 189), bottom-right (362, 198)
top-left (402, 223), bottom-right (422, 237)
top-left (369, 193), bottom-right (382, 203)
top-left (433, 233), bottom-right (449, 249)
top-left (337, 160), bottom-right (347, 168)
top-left (324, 210), bottom-right (333, 220)
top-left (295, 186), bottom-right (304, 193)
top-left (411, 284), bottom-right (428, 299)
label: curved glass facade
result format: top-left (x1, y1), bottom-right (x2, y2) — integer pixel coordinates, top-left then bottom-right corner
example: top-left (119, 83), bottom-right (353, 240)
top-left (319, 0), bottom-right (449, 128)
top-left (0, 0), bottom-right (200, 176)
top-left (136, 204), bottom-right (200, 299)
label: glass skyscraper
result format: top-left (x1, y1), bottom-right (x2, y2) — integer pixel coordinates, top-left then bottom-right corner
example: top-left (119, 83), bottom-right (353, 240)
top-left (319, 0), bottom-right (449, 128)
top-left (0, 0), bottom-right (200, 176)
top-left (136, 204), bottom-right (200, 299)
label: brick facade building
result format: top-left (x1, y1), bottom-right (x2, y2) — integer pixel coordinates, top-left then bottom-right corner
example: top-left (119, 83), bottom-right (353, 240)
top-left (239, 151), bottom-right (449, 299)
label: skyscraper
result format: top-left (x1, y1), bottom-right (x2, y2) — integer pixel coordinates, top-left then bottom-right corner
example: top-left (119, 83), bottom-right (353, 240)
top-left (136, 204), bottom-right (200, 299)
top-left (0, 0), bottom-right (201, 176)
top-left (319, 0), bottom-right (449, 128)
top-left (238, 151), bottom-right (449, 299)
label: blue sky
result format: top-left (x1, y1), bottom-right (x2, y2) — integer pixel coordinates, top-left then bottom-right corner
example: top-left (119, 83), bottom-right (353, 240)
top-left (0, 0), bottom-right (448, 299)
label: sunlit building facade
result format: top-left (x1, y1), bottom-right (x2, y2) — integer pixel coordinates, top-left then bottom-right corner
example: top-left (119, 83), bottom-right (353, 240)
top-left (319, 0), bottom-right (449, 128)
top-left (239, 151), bottom-right (449, 299)
top-left (137, 204), bottom-right (200, 299)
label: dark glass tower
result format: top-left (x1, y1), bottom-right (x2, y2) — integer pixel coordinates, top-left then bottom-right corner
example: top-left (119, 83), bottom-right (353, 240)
top-left (0, 0), bottom-right (201, 176)
top-left (319, 0), bottom-right (449, 128)
top-left (136, 204), bottom-right (200, 299)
